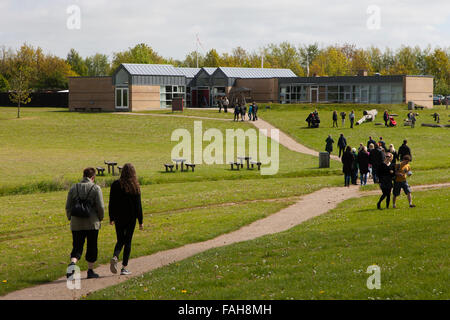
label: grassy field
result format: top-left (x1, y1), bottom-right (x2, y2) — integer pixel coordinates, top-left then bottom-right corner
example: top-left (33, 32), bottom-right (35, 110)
top-left (0, 175), bottom-right (342, 295)
top-left (0, 107), bottom-right (340, 196)
top-left (86, 188), bottom-right (450, 300)
top-left (256, 103), bottom-right (450, 171)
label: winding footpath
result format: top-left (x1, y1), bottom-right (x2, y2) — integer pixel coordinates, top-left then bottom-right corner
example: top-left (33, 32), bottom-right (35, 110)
top-left (2, 113), bottom-right (448, 300)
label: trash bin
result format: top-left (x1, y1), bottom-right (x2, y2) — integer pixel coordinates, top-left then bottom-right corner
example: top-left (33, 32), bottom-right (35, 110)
top-left (319, 152), bottom-right (330, 168)
top-left (408, 101), bottom-right (414, 110)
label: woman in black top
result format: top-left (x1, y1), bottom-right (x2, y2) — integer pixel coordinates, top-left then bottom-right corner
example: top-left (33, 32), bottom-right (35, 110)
top-left (109, 163), bottom-right (144, 275)
top-left (377, 153), bottom-right (395, 210)
top-left (341, 146), bottom-right (354, 187)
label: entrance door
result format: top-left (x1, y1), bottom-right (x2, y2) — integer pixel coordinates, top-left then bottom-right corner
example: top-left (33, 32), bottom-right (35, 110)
top-left (197, 88), bottom-right (210, 107)
top-left (310, 87), bottom-right (318, 103)
top-left (115, 88), bottom-right (129, 109)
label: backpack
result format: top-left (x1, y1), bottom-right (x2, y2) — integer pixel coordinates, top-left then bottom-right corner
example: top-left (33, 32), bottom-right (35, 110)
top-left (71, 184), bottom-right (96, 218)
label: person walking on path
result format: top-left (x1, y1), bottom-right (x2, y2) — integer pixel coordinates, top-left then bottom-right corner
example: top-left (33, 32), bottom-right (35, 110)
top-left (223, 96), bottom-right (229, 113)
top-left (349, 110), bottom-right (355, 128)
top-left (377, 152), bottom-right (395, 210)
top-left (248, 104), bottom-right (253, 121)
top-left (340, 111), bottom-right (346, 127)
top-left (109, 163), bottom-right (144, 276)
top-left (388, 144), bottom-right (398, 166)
top-left (65, 167), bottom-right (105, 279)
top-left (398, 140), bottom-right (412, 162)
top-left (234, 104), bottom-right (241, 122)
top-left (341, 146), bottom-right (354, 187)
top-left (241, 104), bottom-right (247, 121)
top-left (217, 96), bottom-right (223, 113)
top-left (367, 136), bottom-right (377, 150)
top-left (252, 102), bottom-right (258, 121)
top-left (358, 146), bottom-right (370, 185)
top-left (325, 135), bottom-right (334, 154)
top-left (383, 110), bottom-right (390, 127)
top-left (337, 133), bottom-right (347, 158)
top-left (351, 147), bottom-right (359, 185)
top-left (332, 110), bottom-right (338, 128)
top-left (393, 155), bottom-right (415, 208)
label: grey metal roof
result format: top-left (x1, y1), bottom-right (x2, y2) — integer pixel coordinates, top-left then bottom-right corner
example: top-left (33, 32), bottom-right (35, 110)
top-left (121, 64), bottom-right (185, 76)
top-left (218, 67), bottom-right (297, 78)
top-left (203, 67), bottom-right (217, 75)
top-left (176, 67), bottom-right (201, 78)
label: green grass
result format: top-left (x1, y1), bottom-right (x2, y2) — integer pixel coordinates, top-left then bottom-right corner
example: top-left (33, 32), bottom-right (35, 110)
top-left (258, 103), bottom-right (450, 171)
top-left (0, 107), bottom-right (341, 196)
top-left (0, 175), bottom-right (342, 296)
top-left (85, 188), bottom-right (449, 300)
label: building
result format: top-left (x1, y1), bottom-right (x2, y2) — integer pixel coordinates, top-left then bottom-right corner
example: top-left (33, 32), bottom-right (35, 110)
top-left (68, 64), bottom-right (434, 111)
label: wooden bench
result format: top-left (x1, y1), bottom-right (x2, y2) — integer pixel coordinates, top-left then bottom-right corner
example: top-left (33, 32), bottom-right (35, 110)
top-left (90, 107), bottom-right (102, 113)
top-left (164, 164), bottom-right (175, 172)
top-left (250, 161), bottom-right (262, 171)
top-left (414, 106), bottom-right (424, 110)
top-left (96, 167), bottom-right (105, 176)
top-left (75, 107), bottom-right (86, 112)
top-left (185, 163), bottom-right (196, 172)
top-left (229, 162), bottom-right (241, 170)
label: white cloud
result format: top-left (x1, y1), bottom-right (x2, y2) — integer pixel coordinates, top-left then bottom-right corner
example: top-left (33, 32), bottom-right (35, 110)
top-left (0, 0), bottom-right (449, 60)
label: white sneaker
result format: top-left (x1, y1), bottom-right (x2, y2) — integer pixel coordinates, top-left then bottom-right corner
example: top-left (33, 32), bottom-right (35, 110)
top-left (110, 257), bottom-right (118, 274)
top-left (120, 268), bottom-right (132, 275)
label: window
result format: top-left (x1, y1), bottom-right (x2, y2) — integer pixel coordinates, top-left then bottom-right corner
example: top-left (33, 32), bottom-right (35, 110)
top-left (115, 88), bottom-right (129, 109)
top-left (160, 85), bottom-right (186, 108)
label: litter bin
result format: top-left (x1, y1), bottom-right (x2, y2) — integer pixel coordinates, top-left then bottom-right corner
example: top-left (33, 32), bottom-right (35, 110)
top-left (408, 101), bottom-right (414, 110)
top-left (319, 152), bottom-right (330, 168)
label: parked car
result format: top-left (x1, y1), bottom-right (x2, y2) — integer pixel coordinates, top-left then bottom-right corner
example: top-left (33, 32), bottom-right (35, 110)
top-left (433, 95), bottom-right (445, 105)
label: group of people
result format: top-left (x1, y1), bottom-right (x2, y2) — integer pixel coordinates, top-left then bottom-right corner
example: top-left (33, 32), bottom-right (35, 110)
top-left (306, 110), bottom-right (321, 128)
top-left (233, 102), bottom-right (258, 122)
top-left (331, 110), bottom-right (356, 128)
top-left (334, 136), bottom-right (415, 209)
top-left (65, 164), bottom-right (143, 279)
top-left (217, 96), bottom-right (229, 113)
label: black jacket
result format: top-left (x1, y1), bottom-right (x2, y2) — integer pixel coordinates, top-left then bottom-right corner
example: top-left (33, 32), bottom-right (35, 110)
top-left (338, 136), bottom-right (347, 148)
top-left (378, 162), bottom-right (395, 187)
top-left (357, 150), bottom-right (370, 174)
top-left (398, 144), bottom-right (412, 161)
top-left (341, 151), bottom-right (354, 175)
top-left (109, 180), bottom-right (143, 226)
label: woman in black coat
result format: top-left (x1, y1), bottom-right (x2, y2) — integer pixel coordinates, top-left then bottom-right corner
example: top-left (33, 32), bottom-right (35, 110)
top-left (109, 163), bottom-right (144, 275)
top-left (357, 146), bottom-right (370, 185)
top-left (341, 146), bottom-right (354, 187)
top-left (377, 153), bottom-right (395, 210)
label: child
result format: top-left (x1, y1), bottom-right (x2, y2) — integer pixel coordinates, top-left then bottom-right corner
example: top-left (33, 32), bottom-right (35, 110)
top-left (393, 155), bottom-right (415, 208)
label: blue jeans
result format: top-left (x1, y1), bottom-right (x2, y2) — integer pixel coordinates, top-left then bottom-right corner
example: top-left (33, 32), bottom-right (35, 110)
top-left (360, 173), bottom-right (368, 185)
top-left (345, 175), bottom-right (351, 186)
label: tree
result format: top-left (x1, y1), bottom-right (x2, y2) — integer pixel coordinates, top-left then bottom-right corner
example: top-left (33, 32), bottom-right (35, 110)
top-left (0, 74), bottom-right (9, 91)
top-left (298, 43), bottom-right (320, 76)
top-left (310, 46), bottom-right (350, 76)
top-left (182, 51), bottom-right (204, 68)
top-left (350, 49), bottom-right (373, 74)
top-left (85, 53), bottom-right (110, 76)
top-left (425, 48), bottom-right (450, 95)
top-left (203, 49), bottom-right (221, 67)
top-left (111, 43), bottom-right (165, 72)
top-left (264, 42), bottom-right (304, 76)
top-left (66, 48), bottom-right (87, 76)
top-left (9, 64), bottom-right (32, 118)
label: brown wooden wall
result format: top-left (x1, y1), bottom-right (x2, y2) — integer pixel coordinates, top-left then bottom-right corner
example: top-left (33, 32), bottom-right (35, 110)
top-left (234, 78), bottom-right (278, 103)
top-left (69, 77), bottom-right (115, 111)
top-left (130, 85), bottom-right (160, 111)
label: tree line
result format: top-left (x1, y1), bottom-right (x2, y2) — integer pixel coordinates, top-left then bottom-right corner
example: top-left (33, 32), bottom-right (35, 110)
top-left (1, 42), bottom-right (449, 94)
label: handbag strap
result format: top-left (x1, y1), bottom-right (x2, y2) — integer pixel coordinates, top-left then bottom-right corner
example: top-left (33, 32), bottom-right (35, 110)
top-left (76, 183), bottom-right (96, 201)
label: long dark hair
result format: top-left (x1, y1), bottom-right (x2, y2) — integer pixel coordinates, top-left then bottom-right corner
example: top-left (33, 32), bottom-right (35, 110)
top-left (119, 163), bottom-right (141, 195)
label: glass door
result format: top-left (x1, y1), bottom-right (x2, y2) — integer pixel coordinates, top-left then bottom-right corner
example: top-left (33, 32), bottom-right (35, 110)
top-left (115, 88), bottom-right (129, 109)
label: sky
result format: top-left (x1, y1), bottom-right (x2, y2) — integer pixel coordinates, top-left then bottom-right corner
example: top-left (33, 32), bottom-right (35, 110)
top-left (1, 0), bottom-right (449, 60)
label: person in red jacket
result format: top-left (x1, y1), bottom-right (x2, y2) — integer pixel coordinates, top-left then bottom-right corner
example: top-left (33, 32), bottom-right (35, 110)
top-left (109, 163), bottom-right (144, 275)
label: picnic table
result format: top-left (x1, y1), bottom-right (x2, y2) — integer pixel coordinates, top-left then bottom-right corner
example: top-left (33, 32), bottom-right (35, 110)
top-left (172, 158), bottom-right (187, 171)
top-left (104, 161), bottom-right (118, 175)
top-left (237, 156), bottom-right (252, 169)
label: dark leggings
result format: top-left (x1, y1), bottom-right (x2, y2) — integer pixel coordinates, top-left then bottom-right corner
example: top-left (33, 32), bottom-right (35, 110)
top-left (71, 230), bottom-right (99, 263)
top-left (378, 185), bottom-right (392, 208)
top-left (113, 222), bottom-right (136, 267)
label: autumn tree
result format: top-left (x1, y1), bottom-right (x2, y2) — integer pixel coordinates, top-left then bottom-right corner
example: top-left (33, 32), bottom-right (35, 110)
top-left (310, 46), bottom-right (350, 76)
top-left (111, 43), bottom-right (165, 71)
top-left (66, 48), bottom-right (88, 76)
top-left (9, 64), bottom-right (32, 118)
